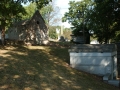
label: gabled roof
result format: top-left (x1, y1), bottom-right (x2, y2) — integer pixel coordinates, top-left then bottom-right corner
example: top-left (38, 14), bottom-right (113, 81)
top-left (30, 10), bottom-right (46, 24)
top-left (13, 10), bottom-right (46, 27)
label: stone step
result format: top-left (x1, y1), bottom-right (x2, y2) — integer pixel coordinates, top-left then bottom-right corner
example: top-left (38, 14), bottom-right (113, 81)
top-left (103, 73), bottom-right (111, 81)
top-left (108, 80), bottom-right (120, 87)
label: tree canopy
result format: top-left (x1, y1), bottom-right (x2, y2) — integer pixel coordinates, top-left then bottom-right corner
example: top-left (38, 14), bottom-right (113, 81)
top-left (89, 0), bottom-right (120, 43)
top-left (0, 0), bottom-right (52, 26)
top-left (62, 0), bottom-right (120, 43)
top-left (0, 0), bottom-right (52, 45)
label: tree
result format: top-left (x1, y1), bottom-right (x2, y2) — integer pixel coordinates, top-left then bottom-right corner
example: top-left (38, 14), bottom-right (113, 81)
top-left (49, 26), bottom-right (58, 39)
top-left (87, 0), bottom-right (120, 43)
top-left (22, 3), bottom-right (36, 20)
top-left (41, 4), bottom-right (60, 26)
top-left (23, 1), bottom-right (60, 26)
top-left (0, 0), bottom-right (52, 45)
top-left (63, 27), bottom-right (72, 40)
top-left (62, 0), bottom-right (120, 44)
top-left (40, 1), bottom-right (61, 37)
top-left (62, 0), bottom-right (91, 43)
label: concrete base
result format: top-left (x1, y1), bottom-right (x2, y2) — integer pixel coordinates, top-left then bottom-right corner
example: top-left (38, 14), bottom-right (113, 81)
top-left (103, 73), bottom-right (111, 81)
top-left (70, 52), bottom-right (116, 77)
top-left (69, 44), bottom-right (118, 87)
top-left (108, 80), bottom-right (120, 87)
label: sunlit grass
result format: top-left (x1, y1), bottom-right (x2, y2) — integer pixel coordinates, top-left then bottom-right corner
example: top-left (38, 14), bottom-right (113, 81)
top-left (0, 43), bottom-right (119, 90)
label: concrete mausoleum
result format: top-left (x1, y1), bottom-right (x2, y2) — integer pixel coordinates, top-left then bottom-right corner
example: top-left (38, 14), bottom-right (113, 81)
top-left (69, 44), bottom-right (119, 87)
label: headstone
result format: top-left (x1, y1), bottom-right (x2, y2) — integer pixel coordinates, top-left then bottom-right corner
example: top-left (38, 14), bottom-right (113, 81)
top-left (59, 36), bottom-right (65, 42)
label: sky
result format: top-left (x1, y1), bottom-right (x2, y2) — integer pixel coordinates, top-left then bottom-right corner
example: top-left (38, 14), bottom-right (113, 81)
top-left (22, 0), bottom-right (82, 28)
top-left (55, 0), bottom-right (82, 28)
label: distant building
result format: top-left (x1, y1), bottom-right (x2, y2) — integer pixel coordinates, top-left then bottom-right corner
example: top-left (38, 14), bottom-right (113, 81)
top-left (8, 10), bottom-right (48, 45)
top-left (90, 40), bottom-right (99, 44)
top-left (70, 31), bottom-right (90, 44)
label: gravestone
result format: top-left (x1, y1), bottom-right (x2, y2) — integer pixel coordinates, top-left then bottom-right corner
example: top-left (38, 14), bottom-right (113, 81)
top-left (59, 36), bottom-right (65, 42)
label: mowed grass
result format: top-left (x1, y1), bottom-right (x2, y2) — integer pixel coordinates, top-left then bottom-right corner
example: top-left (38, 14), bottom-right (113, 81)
top-left (0, 43), bottom-right (119, 90)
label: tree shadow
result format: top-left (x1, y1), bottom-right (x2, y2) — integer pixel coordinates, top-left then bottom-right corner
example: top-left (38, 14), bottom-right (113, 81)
top-left (0, 45), bottom-right (119, 90)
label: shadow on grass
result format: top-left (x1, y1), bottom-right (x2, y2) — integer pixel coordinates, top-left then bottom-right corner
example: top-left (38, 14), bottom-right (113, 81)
top-left (0, 45), bottom-right (119, 90)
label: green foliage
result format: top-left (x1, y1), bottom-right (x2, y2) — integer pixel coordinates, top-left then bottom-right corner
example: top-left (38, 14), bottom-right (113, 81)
top-left (0, 0), bottom-right (52, 44)
top-left (114, 31), bottom-right (120, 42)
top-left (0, 0), bottom-right (51, 27)
top-left (23, 2), bottom-right (60, 27)
top-left (62, 0), bottom-right (91, 38)
top-left (89, 0), bottom-right (120, 43)
top-left (49, 26), bottom-right (57, 39)
top-left (63, 28), bottom-right (72, 40)
top-left (0, 0), bottom-right (26, 27)
top-left (48, 25), bottom-right (71, 40)
top-left (35, 0), bottom-right (52, 9)
top-left (23, 2), bottom-right (54, 23)
top-left (62, 0), bottom-right (120, 44)
top-left (22, 3), bottom-right (36, 20)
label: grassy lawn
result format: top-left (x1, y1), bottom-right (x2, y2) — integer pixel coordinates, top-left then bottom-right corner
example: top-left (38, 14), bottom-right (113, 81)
top-left (0, 43), bottom-right (119, 90)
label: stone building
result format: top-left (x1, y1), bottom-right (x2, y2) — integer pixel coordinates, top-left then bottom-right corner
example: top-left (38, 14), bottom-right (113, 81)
top-left (8, 10), bottom-right (48, 45)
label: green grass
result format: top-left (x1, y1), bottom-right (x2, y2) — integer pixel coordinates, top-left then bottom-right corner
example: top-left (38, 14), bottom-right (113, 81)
top-left (0, 44), bottom-right (119, 90)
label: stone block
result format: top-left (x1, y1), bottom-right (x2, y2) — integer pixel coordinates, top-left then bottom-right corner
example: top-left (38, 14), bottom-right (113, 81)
top-left (108, 80), bottom-right (120, 87)
top-left (103, 73), bottom-right (111, 81)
